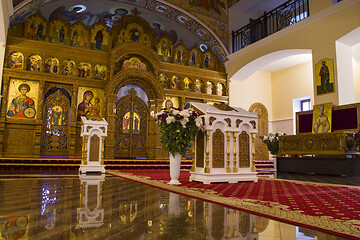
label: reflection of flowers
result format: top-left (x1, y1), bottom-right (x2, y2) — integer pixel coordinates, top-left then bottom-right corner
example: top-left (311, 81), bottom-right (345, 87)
top-left (158, 213), bottom-right (191, 240)
top-left (153, 107), bottom-right (203, 156)
top-left (261, 132), bottom-right (286, 155)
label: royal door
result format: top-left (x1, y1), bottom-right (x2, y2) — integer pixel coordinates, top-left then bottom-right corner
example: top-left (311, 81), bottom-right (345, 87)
top-left (114, 88), bottom-right (148, 158)
top-left (41, 86), bottom-right (71, 156)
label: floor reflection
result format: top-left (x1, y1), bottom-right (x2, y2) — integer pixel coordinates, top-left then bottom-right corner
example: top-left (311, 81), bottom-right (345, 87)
top-left (0, 174), bottom-right (351, 240)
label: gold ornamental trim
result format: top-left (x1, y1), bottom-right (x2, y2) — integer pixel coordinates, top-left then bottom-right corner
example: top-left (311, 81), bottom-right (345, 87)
top-left (278, 132), bottom-right (347, 155)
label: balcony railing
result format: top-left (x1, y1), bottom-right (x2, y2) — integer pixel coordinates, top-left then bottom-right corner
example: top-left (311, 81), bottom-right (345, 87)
top-left (232, 0), bottom-right (309, 53)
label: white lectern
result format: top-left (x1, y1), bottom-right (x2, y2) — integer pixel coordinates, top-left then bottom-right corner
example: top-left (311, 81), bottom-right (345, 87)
top-left (80, 116), bottom-right (108, 174)
top-left (189, 103), bottom-right (258, 184)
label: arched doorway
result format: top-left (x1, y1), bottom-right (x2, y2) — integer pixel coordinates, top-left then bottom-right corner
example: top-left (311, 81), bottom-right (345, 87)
top-left (249, 103), bottom-right (269, 160)
top-left (41, 86), bottom-right (72, 156)
top-left (114, 85), bottom-right (148, 158)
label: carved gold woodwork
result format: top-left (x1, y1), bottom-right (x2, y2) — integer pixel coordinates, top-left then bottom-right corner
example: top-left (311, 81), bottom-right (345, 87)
top-left (239, 131), bottom-right (250, 168)
top-left (250, 120), bottom-right (256, 129)
top-left (251, 133), bottom-right (256, 172)
top-left (196, 130), bottom-right (205, 168)
top-left (4, 128), bottom-right (35, 156)
top-left (226, 132), bottom-right (231, 173)
top-left (2, 13), bottom-right (229, 159)
top-left (82, 136), bottom-right (88, 165)
top-left (89, 135), bottom-right (100, 162)
top-left (114, 89), bottom-right (148, 158)
top-left (41, 88), bottom-right (71, 156)
top-left (209, 116), bottom-right (216, 126)
top-left (212, 129), bottom-right (224, 168)
top-left (249, 103), bottom-right (269, 160)
top-left (101, 136), bottom-right (105, 164)
top-left (205, 131), bottom-right (210, 173)
top-left (236, 119), bottom-right (242, 128)
top-left (233, 132), bottom-right (238, 172)
top-left (278, 132), bottom-right (349, 155)
top-left (224, 118), bottom-right (231, 127)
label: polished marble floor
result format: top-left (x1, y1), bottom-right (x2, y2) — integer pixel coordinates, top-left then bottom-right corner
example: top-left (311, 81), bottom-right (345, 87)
top-left (0, 171), bottom-right (355, 240)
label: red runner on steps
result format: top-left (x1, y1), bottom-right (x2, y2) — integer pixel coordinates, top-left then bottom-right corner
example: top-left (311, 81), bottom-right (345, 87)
top-left (108, 169), bottom-right (360, 240)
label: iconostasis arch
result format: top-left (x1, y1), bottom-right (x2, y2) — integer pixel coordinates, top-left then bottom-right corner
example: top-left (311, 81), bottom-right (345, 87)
top-left (112, 46), bottom-right (160, 77)
top-left (110, 14), bottom-right (157, 51)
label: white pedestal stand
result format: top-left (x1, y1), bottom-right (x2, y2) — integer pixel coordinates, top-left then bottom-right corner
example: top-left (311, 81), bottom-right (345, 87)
top-left (80, 116), bottom-right (108, 175)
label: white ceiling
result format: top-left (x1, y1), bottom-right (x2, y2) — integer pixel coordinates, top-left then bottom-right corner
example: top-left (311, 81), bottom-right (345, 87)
top-left (260, 54), bottom-right (312, 73)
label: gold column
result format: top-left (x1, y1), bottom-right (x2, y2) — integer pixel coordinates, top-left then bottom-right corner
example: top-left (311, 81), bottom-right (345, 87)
top-left (233, 211), bottom-right (239, 237)
top-left (226, 208), bottom-right (231, 238)
top-left (101, 136), bottom-right (105, 165)
top-left (82, 136), bottom-right (88, 165)
top-left (205, 131), bottom-right (210, 173)
top-left (205, 202), bottom-right (209, 239)
top-left (104, 94), bottom-right (117, 158)
top-left (251, 133), bottom-right (257, 172)
top-left (233, 132), bottom-right (238, 173)
top-left (190, 139), bottom-right (195, 172)
top-left (226, 132), bottom-right (231, 173)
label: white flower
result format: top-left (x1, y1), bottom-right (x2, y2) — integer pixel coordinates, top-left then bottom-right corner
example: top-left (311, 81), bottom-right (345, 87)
top-left (175, 130), bottom-right (180, 132)
top-left (180, 117), bottom-right (189, 126)
top-left (263, 136), bottom-right (268, 140)
top-left (180, 110), bottom-right (190, 118)
top-left (195, 117), bottom-right (202, 128)
top-left (171, 109), bottom-right (179, 115)
top-left (154, 110), bottom-right (164, 118)
top-left (166, 116), bottom-right (175, 124)
top-left (269, 136), bottom-right (275, 141)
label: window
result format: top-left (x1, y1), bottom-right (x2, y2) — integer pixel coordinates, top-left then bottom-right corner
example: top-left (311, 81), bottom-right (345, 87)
top-left (300, 99), bottom-right (311, 112)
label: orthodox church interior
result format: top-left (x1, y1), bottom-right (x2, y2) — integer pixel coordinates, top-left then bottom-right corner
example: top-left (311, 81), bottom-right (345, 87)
top-left (0, 0), bottom-right (360, 239)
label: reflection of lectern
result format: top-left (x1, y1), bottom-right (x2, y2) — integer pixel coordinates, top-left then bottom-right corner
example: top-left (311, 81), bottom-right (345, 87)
top-left (80, 116), bottom-right (108, 174)
top-left (76, 174), bottom-right (105, 229)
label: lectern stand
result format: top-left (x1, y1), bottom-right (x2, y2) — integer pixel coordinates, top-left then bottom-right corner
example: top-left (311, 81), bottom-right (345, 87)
top-left (80, 116), bottom-right (108, 175)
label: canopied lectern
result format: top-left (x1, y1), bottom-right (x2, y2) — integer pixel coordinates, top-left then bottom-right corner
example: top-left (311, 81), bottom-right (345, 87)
top-left (80, 116), bottom-right (108, 174)
top-left (190, 103), bottom-right (258, 184)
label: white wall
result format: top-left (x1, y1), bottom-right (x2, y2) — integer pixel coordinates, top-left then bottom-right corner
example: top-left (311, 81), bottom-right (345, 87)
top-left (271, 61), bottom-right (314, 121)
top-left (229, 71), bottom-right (272, 119)
top-left (352, 42), bottom-right (360, 103)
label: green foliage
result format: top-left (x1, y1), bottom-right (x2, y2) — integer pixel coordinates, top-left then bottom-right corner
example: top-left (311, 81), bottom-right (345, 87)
top-left (154, 108), bottom-right (202, 156)
top-left (261, 132), bottom-right (285, 155)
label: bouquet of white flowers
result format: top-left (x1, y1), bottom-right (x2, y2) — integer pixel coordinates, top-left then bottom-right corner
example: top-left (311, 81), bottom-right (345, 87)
top-left (261, 132), bottom-right (286, 155)
top-left (153, 107), bottom-right (203, 156)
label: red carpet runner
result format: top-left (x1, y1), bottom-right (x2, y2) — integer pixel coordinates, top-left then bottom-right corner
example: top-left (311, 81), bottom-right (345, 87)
top-left (108, 169), bottom-right (360, 240)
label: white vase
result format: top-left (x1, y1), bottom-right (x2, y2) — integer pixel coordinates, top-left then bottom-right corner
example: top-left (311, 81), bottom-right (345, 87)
top-left (168, 152), bottom-right (182, 185)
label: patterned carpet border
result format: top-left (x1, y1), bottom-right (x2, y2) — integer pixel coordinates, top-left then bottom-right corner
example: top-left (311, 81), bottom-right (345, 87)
top-left (107, 170), bottom-right (360, 240)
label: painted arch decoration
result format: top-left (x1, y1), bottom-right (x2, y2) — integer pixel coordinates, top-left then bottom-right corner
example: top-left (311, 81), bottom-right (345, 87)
top-left (10, 0), bottom-right (229, 62)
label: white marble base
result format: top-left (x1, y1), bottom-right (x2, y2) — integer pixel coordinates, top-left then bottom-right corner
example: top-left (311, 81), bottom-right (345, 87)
top-left (190, 172), bottom-right (258, 184)
top-left (79, 165), bottom-right (106, 175)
